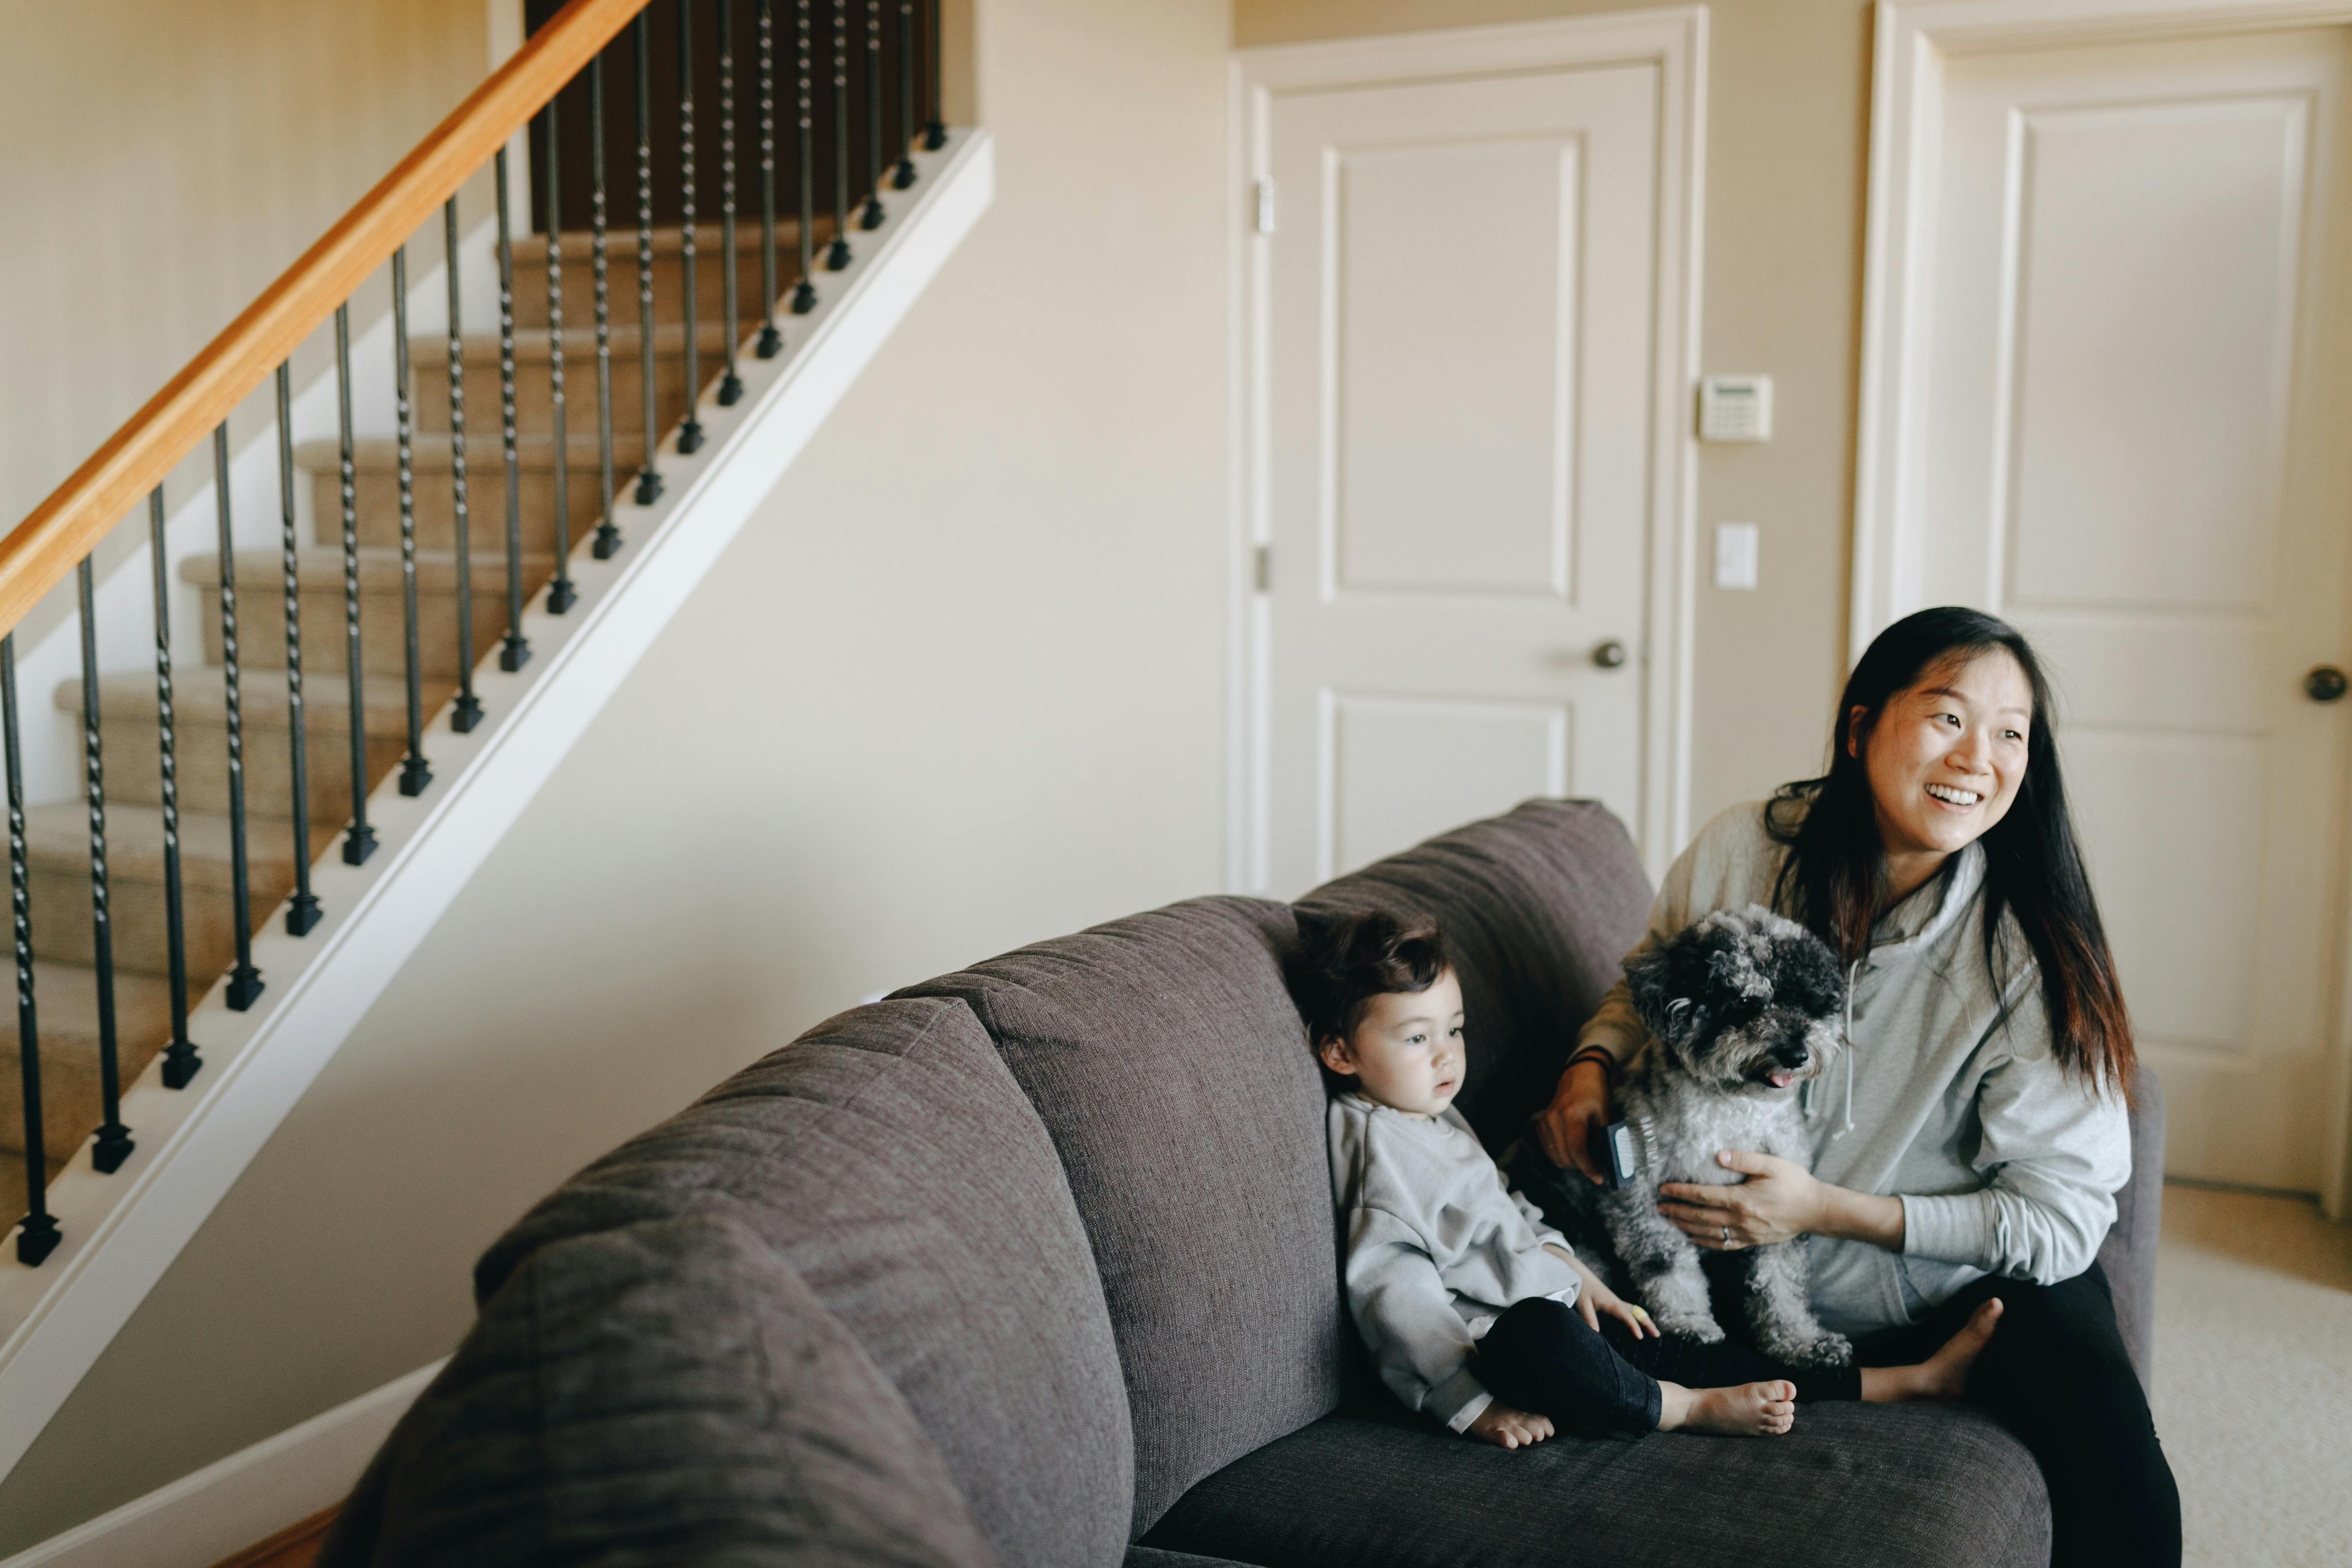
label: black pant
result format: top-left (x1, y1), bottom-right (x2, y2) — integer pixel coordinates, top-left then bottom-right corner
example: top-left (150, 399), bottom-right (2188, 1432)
top-left (1473, 1296), bottom-right (1856, 1438)
top-left (1855, 1264), bottom-right (2180, 1568)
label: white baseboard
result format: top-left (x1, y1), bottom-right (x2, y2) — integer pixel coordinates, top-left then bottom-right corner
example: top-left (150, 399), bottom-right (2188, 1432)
top-left (0, 1359), bottom-right (444, 1568)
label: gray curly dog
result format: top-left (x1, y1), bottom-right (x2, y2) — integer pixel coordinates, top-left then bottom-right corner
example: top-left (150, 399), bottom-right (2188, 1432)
top-left (1558, 904), bottom-right (1855, 1369)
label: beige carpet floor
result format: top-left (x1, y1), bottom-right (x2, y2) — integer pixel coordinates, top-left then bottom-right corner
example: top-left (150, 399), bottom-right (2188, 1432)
top-left (2154, 1182), bottom-right (2352, 1567)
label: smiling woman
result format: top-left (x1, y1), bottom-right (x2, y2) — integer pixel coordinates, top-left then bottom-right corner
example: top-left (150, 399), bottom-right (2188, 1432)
top-left (1531, 606), bottom-right (2177, 1568)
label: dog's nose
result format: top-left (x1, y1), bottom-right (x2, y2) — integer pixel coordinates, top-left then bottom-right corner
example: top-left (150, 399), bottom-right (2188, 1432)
top-left (1769, 1039), bottom-right (1810, 1069)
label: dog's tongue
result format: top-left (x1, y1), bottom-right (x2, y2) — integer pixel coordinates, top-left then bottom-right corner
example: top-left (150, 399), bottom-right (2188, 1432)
top-left (1767, 1070), bottom-right (1795, 1089)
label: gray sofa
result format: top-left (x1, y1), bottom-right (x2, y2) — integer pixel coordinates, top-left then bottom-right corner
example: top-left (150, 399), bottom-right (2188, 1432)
top-left (321, 800), bottom-right (2163, 1568)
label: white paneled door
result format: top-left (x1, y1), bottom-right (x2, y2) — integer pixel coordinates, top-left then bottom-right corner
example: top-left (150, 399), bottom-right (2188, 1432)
top-left (1911, 28), bottom-right (2352, 1190)
top-left (1252, 54), bottom-right (1667, 897)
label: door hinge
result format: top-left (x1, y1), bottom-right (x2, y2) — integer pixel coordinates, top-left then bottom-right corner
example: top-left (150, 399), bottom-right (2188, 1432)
top-left (1254, 178), bottom-right (1276, 235)
top-left (1253, 544), bottom-right (1272, 592)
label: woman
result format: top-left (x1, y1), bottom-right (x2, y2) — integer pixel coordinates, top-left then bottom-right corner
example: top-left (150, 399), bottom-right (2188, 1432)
top-left (1534, 607), bottom-right (2179, 1568)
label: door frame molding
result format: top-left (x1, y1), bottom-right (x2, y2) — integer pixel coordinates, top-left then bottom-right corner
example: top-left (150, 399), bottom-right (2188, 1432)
top-left (1226, 7), bottom-right (1710, 893)
top-left (1855, 0), bottom-right (2352, 1214)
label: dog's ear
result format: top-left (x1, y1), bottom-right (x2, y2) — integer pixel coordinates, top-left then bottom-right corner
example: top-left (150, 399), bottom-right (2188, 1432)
top-left (1625, 931), bottom-right (1712, 1050)
top-left (1774, 926), bottom-right (1847, 1018)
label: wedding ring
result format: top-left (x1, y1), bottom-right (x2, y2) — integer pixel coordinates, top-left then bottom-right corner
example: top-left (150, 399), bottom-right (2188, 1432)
top-left (1721, 1226), bottom-right (1731, 1244)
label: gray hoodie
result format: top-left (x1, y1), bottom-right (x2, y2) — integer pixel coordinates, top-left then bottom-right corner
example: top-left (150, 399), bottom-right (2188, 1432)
top-left (1577, 803), bottom-right (2132, 1339)
top-left (1329, 1091), bottom-right (1583, 1432)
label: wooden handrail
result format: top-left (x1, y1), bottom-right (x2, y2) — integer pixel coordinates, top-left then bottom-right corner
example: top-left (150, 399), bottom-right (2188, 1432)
top-left (0, 0), bottom-right (650, 640)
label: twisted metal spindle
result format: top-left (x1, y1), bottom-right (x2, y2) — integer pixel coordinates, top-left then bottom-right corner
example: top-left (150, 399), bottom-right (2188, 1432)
top-left (717, 0), bottom-right (746, 403)
top-left (147, 489), bottom-right (199, 1087)
top-left (757, 1), bottom-right (785, 354)
top-left (444, 201), bottom-right (483, 732)
top-left (5, 634), bottom-right (59, 1265)
top-left (214, 425), bottom-right (264, 1010)
top-left (495, 150), bottom-right (530, 671)
top-left (543, 100), bottom-right (579, 616)
top-left (75, 558), bottom-right (131, 1172)
top-left (332, 307), bottom-right (378, 864)
top-left (590, 55), bottom-right (622, 559)
top-left (275, 365), bottom-right (321, 935)
top-left (827, 0), bottom-right (852, 269)
top-left (893, 0), bottom-right (917, 188)
top-left (677, 2), bottom-right (706, 454)
top-left (859, 0), bottom-right (885, 229)
top-left (629, 14), bottom-right (662, 512)
top-left (923, 0), bottom-right (945, 149)
top-left (392, 251), bottom-right (431, 800)
top-left (793, 0), bottom-right (819, 310)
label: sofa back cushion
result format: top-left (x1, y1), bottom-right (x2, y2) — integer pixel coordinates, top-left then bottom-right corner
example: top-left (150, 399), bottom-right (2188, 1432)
top-left (1299, 799), bottom-right (1652, 1149)
top-left (472, 997), bottom-right (1131, 1568)
top-left (321, 1214), bottom-right (1002, 1568)
top-left (898, 897), bottom-right (1346, 1536)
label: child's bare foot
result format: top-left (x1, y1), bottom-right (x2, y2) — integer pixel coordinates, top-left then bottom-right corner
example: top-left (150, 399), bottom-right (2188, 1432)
top-left (1862, 1298), bottom-right (2004, 1404)
top-left (1657, 1379), bottom-right (1797, 1437)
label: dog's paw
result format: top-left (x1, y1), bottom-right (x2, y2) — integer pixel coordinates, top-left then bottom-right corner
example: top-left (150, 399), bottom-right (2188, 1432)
top-left (1648, 1309), bottom-right (1727, 1343)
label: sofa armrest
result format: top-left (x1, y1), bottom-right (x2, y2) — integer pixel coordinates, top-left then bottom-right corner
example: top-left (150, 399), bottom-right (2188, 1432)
top-left (2094, 1063), bottom-right (2164, 1387)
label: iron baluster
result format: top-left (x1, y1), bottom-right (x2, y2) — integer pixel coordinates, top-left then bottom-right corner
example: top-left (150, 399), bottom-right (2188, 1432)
top-left (717, 0), bottom-right (745, 403)
top-left (214, 425), bottom-right (264, 1009)
top-left (590, 54), bottom-right (621, 559)
top-left (543, 100), bottom-right (578, 615)
top-left (677, 1), bottom-right (706, 454)
top-left (922, 0), bottom-right (945, 149)
top-left (392, 250), bottom-right (431, 800)
top-left (275, 365), bottom-right (321, 935)
top-left (495, 151), bottom-right (530, 670)
top-left (827, 0), bottom-right (852, 268)
top-left (757, 1), bottom-right (784, 354)
top-left (793, 0), bottom-right (818, 310)
top-left (333, 307), bottom-right (378, 864)
top-left (4, 634), bottom-right (59, 1265)
top-left (859, 0), bottom-right (884, 229)
top-left (893, 0), bottom-right (917, 188)
top-left (629, 12), bottom-right (662, 512)
top-left (148, 490), bottom-right (199, 1087)
top-left (75, 558), bottom-right (131, 1172)
top-left (444, 201), bottom-right (483, 732)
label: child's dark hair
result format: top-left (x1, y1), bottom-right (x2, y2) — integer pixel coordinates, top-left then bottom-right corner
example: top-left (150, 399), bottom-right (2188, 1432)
top-left (1289, 908), bottom-right (1450, 1045)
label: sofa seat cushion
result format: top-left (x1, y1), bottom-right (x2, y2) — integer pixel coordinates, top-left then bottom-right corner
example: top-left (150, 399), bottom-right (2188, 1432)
top-left (1145, 1404), bottom-right (2051, 1568)
top-left (1299, 798), bottom-right (1651, 1149)
top-left (320, 1214), bottom-right (1000, 1568)
top-left (897, 897), bottom-right (1347, 1536)
top-left (471, 997), bottom-right (1130, 1568)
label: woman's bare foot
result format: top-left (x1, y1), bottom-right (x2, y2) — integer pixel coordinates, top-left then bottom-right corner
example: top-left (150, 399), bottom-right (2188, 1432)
top-left (1862, 1298), bottom-right (2004, 1404)
top-left (1657, 1379), bottom-right (1797, 1437)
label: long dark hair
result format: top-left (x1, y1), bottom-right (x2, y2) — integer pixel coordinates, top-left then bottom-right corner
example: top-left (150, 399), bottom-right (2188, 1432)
top-left (1766, 607), bottom-right (2135, 1100)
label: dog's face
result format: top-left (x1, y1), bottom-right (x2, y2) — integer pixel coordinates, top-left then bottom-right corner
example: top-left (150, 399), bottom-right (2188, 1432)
top-left (1622, 905), bottom-right (1846, 1097)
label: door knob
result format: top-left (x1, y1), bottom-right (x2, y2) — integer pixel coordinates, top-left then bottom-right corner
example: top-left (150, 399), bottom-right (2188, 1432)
top-left (1593, 639), bottom-right (1629, 670)
top-left (2308, 666), bottom-right (2349, 704)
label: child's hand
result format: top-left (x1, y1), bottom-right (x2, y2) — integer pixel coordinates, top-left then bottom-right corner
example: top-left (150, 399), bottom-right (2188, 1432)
top-left (1468, 1401), bottom-right (1555, 1449)
top-left (1567, 1253), bottom-right (1658, 1339)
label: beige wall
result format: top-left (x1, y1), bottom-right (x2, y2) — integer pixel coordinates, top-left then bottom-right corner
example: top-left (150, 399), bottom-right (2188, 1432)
top-left (0, 0), bottom-right (1233, 1548)
top-left (1243, 0), bottom-right (1871, 823)
top-left (0, 0), bottom-right (494, 547)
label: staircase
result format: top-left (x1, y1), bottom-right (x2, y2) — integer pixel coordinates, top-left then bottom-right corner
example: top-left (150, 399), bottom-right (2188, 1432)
top-left (0, 0), bottom-right (990, 1484)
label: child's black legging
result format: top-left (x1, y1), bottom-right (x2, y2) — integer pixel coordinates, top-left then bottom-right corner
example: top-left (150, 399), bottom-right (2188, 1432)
top-left (1472, 1296), bottom-right (1858, 1437)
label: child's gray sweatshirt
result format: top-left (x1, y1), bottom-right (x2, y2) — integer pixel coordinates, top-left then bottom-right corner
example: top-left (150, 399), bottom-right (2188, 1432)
top-left (1329, 1091), bottom-right (1582, 1432)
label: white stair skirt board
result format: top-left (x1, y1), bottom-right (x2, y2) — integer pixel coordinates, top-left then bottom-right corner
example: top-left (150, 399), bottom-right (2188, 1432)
top-left (0, 1359), bottom-right (446, 1568)
top-left (0, 128), bottom-right (995, 1483)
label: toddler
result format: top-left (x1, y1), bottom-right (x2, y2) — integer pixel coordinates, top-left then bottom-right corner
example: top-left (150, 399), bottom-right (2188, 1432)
top-left (1293, 908), bottom-right (2002, 1447)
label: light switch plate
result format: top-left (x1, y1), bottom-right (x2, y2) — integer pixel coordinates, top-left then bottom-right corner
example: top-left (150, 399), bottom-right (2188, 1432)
top-left (1714, 523), bottom-right (1759, 590)
top-left (1699, 375), bottom-right (1773, 442)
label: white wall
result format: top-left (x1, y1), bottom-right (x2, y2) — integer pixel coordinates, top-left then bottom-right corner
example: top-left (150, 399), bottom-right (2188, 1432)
top-left (0, 0), bottom-right (1234, 1548)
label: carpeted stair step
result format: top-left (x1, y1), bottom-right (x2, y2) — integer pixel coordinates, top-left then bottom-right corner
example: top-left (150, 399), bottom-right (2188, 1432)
top-left (509, 220), bottom-right (813, 332)
top-left (293, 435), bottom-right (621, 553)
top-left (409, 319), bottom-right (740, 442)
top-left (183, 548), bottom-right (553, 680)
top-left (0, 963), bottom-right (175, 1163)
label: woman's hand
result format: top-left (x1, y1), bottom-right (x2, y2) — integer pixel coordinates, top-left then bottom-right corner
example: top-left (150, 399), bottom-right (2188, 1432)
top-left (1657, 1150), bottom-right (1827, 1249)
top-left (1535, 1058), bottom-right (1616, 1180)
top-left (1467, 1401), bottom-right (1555, 1450)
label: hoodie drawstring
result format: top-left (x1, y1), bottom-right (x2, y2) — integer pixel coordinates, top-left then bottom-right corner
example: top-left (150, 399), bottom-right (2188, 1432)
top-left (1832, 958), bottom-right (1861, 1140)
